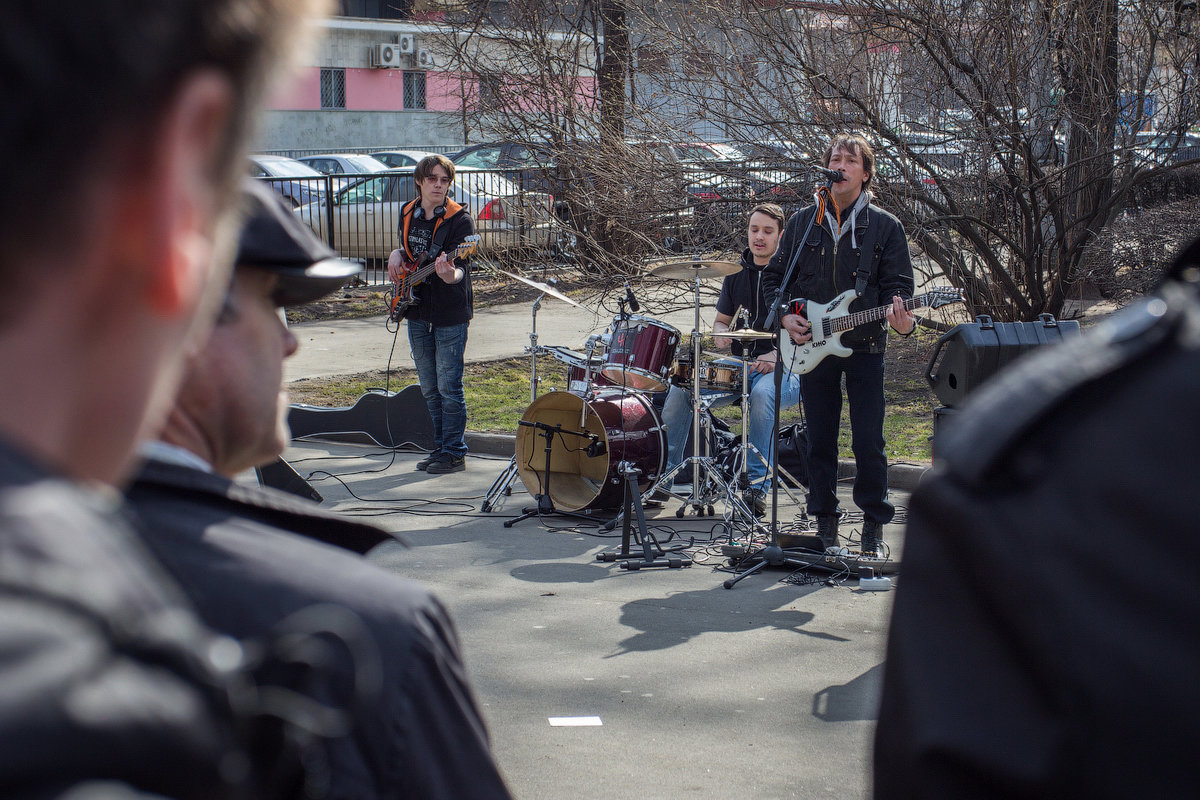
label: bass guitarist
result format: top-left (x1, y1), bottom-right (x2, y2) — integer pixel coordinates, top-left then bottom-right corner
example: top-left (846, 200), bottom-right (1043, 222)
top-left (762, 133), bottom-right (915, 555)
top-left (387, 154), bottom-right (475, 474)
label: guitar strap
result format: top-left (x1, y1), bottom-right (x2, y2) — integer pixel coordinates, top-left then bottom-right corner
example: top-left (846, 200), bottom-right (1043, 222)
top-left (853, 206), bottom-right (882, 298)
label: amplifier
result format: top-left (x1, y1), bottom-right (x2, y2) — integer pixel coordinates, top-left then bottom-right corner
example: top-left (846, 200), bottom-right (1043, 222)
top-left (926, 313), bottom-right (1081, 408)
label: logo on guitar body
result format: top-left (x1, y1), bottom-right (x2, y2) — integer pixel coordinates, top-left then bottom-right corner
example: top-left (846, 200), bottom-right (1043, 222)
top-left (779, 286), bottom-right (962, 375)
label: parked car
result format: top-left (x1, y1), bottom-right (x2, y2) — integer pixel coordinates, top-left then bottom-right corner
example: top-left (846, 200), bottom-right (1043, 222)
top-left (293, 166), bottom-right (555, 262)
top-left (296, 153), bottom-right (391, 175)
top-left (249, 154), bottom-right (342, 208)
top-left (370, 149), bottom-right (443, 170)
top-left (451, 140), bottom-right (691, 253)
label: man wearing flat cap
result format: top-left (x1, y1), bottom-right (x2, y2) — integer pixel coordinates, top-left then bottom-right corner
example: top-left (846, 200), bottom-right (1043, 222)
top-left (126, 180), bottom-right (513, 800)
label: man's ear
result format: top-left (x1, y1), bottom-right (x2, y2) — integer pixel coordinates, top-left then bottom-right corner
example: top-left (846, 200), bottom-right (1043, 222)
top-left (118, 70), bottom-right (236, 318)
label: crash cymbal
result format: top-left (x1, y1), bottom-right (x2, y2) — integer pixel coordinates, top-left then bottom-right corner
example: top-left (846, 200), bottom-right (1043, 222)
top-left (494, 268), bottom-right (584, 309)
top-left (649, 259), bottom-right (742, 280)
top-left (713, 328), bottom-right (775, 340)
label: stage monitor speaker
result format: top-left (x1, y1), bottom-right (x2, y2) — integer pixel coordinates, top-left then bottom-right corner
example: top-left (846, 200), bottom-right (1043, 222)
top-left (926, 313), bottom-right (1081, 408)
top-left (256, 457), bottom-right (323, 503)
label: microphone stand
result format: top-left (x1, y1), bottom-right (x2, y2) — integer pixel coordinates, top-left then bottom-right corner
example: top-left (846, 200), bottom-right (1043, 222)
top-left (504, 420), bottom-right (604, 528)
top-left (723, 173), bottom-right (835, 589)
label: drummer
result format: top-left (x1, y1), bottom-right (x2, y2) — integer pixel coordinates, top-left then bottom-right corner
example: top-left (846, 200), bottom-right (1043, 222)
top-left (659, 203), bottom-right (802, 516)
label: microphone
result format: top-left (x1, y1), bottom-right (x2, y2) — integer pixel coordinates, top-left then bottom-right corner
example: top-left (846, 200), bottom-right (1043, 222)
top-left (624, 282), bottom-right (640, 313)
top-left (585, 438), bottom-right (607, 458)
top-left (812, 165), bottom-right (845, 183)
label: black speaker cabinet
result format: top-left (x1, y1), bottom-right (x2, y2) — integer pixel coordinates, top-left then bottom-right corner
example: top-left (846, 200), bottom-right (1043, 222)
top-left (926, 313), bottom-right (1081, 408)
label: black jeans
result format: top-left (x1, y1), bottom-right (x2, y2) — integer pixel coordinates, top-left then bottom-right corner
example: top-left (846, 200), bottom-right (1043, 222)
top-left (801, 350), bottom-right (894, 525)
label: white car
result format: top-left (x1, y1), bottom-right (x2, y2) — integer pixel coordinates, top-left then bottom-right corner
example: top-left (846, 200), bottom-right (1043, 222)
top-left (297, 153), bottom-right (391, 175)
top-left (294, 166), bottom-right (555, 261)
top-left (370, 149), bottom-right (444, 169)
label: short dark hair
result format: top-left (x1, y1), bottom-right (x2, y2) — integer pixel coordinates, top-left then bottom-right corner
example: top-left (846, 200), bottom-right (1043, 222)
top-left (749, 203), bottom-right (786, 228)
top-left (823, 134), bottom-right (875, 188)
top-left (414, 154), bottom-right (456, 188)
top-left (0, 1), bottom-right (325, 276)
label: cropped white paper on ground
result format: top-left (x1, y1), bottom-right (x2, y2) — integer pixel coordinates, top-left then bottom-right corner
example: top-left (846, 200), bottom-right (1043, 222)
top-left (548, 716), bottom-right (603, 727)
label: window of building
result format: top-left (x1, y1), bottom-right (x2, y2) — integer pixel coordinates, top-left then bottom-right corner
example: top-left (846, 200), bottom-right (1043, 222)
top-left (320, 68), bottom-right (346, 109)
top-left (404, 71), bottom-right (427, 110)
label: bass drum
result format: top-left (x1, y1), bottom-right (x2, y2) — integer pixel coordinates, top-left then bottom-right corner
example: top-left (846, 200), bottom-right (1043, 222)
top-left (515, 390), bottom-right (665, 511)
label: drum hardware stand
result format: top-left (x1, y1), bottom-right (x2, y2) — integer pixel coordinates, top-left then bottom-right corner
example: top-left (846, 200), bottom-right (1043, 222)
top-left (483, 292), bottom-right (548, 512)
top-left (672, 272), bottom-right (749, 519)
top-left (723, 173), bottom-right (833, 588)
top-left (727, 346), bottom-right (803, 509)
top-left (503, 419), bottom-right (603, 528)
top-left (597, 462), bottom-right (691, 570)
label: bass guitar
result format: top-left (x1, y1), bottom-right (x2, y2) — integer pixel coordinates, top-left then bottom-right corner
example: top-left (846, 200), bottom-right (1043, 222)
top-left (388, 235), bottom-right (481, 321)
top-left (779, 286), bottom-right (963, 375)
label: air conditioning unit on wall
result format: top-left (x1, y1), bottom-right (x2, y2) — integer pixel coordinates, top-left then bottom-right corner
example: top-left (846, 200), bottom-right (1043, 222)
top-left (416, 48), bottom-right (439, 69)
top-left (370, 42), bottom-right (402, 68)
top-left (397, 34), bottom-right (416, 54)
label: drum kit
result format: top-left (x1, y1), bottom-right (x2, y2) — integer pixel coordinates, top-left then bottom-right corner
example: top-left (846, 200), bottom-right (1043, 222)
top-left (483, 259), bottom-right (789, 531)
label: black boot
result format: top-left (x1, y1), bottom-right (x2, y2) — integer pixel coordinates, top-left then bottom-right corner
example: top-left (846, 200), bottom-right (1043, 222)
top-left (861, 520), bottom-right (885, 556)
top-left (816, 515), bottom-right (839, 549)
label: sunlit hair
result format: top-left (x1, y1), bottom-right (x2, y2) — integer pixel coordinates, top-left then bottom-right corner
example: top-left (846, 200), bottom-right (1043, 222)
top-left (823, 134), bottom-right (875, 188)
top-left (748, 203), bottom-right (786, 228)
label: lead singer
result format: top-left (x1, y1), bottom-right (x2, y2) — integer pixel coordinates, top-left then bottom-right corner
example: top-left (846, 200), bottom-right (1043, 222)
top-left (761, 134), bottom-right (915, 555)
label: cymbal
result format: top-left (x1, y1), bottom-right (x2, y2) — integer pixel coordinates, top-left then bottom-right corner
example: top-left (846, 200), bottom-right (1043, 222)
top-left (494, 268), bottom-right (584, 309)
top-left (713, 328), bottom-right (775, 340)
top-left (649, 259), bottom-right (741, 280)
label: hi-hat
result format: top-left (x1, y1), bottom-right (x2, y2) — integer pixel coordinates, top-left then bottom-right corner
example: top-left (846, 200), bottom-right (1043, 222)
top-left (713, 328), bottom-right (775, 340)
top-left (649, 259), bottom-right (741, 280)
top-left (494, 268), bottom-right (584, 309)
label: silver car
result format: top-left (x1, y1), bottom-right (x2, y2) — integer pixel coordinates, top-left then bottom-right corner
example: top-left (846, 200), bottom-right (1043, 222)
top-left (294, 166), bottom-right (555, 260)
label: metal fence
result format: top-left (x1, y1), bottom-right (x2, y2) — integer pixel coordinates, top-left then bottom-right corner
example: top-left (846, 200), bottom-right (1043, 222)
top-left (258, 168), bottom-right (561, 284)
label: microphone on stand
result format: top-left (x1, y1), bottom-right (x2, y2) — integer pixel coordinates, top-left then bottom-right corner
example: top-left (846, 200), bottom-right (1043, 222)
top-left (812, 165), bottom-right (845, 183)
top-left (624, 282), bottom-right (640, 313)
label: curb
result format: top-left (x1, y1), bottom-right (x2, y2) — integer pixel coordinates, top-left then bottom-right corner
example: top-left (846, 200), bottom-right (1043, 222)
top-left (465, 432), bottom-right (930, 493)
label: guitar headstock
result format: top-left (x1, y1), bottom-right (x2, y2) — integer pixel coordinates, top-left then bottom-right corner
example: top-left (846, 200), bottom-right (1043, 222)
top-left (456, 235), bottom-right (482, 260)
top-left (926, 286), bottom-right (964, 309)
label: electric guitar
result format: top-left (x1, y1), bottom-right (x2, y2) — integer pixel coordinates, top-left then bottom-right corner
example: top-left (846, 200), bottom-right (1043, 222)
top-left (778, 286), bottom-right (963, 375)
top-left (388, 235), bottom-right (481, 321)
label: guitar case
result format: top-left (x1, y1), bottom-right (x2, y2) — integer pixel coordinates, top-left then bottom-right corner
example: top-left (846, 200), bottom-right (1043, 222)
top-left (288, 385), bottom-right (435, 450)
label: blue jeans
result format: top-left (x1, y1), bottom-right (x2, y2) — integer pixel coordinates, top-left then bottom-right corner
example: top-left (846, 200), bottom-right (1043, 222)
top-left (408, 321), bottom-right (468, 458)
top-left (801, 350), bottom-right (893, 524)
top-left (662, 368), bottom-right (802, 489)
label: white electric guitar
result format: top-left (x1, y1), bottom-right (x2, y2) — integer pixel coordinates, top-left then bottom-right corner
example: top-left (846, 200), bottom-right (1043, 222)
top-left (779, 287), bottom-right (963, 375)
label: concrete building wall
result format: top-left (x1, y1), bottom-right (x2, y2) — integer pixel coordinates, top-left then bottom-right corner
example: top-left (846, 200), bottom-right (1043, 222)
top-left (254, 109), bottom-right (466, 152)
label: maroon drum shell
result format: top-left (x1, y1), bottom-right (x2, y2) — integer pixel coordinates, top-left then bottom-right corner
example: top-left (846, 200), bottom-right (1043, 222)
top-left (515, 390), bottom-right (664, 511)
top-left (601, 316), bottom-right (680, 392)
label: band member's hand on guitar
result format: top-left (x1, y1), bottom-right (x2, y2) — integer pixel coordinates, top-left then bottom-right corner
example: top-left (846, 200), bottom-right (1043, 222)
top-left (433, 252), bottom-right (462, 285)
top-left (782, 312), bottom-right (811, 345)
top-left (885, 295), bottom-right (916, 334)
top-left (387, 248), bottom-right (405, 284)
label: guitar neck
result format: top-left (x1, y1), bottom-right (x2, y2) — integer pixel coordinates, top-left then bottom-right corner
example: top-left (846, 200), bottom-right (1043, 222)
top-left (830, 292), bottom-right (931, 333)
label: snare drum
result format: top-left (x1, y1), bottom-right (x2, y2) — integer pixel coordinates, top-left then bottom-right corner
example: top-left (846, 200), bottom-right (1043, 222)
top-left (699, 357), bottom-right (745, 392)
top-left (601, 315), bottom-right (680, 392)
top-left (515, 390), bottom-right (665, 511)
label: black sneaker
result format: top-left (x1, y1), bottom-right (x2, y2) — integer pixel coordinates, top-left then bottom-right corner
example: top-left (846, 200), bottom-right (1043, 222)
top-left (415, 452), bottom-right (441, 471)
top-left (743, 488), bottom-right (766, 517)
top-left (816, 514), bottom-right (840, 549)
top-left (426, 455), bottom-right (465, 474)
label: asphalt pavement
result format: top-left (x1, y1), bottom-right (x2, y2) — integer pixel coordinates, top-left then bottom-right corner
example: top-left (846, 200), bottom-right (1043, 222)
top-left (278, 292), bottom-right (922, 798)
top-left (279, 439), bottom-right (905, 800)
